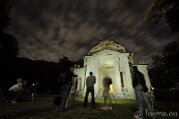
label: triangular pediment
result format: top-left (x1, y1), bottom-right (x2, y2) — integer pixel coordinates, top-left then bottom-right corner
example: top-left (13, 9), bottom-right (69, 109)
top-left (89, 40), bottom-right (126, 54)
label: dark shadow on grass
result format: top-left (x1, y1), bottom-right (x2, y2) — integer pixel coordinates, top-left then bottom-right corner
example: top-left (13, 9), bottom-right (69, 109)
top-left (0, 107), bottom-right (55, 119)
top-left (0, 99), bottom-right (137, 119)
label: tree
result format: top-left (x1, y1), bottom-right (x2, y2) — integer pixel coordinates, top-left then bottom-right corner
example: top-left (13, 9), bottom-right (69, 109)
top-left (145, 0), bottom-right (179, 32)
top-left (58, 56), bottom-right (73, 71)
top-left (0, 0), bottom-right (10, 32)
top-left (0, 0), bottom-right (19, 59)
top-left (149, 41), bottom-right (179, 89)
top-left (0, 33), bottom-right (19, 59)
top-left (0, 0), bottom-right (19, 92)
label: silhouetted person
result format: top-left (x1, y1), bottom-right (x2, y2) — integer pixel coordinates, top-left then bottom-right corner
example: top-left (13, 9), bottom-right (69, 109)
top-left (132, 66), bottom-right (154, 119)
top-left (101, 75), bottom-right (112, 110)
top-left (58, 67), bottom-right (74, 111)
top-left (8, 78), bottom-right (26, 103)
top-left (84, 72), bottom-right (96, 108)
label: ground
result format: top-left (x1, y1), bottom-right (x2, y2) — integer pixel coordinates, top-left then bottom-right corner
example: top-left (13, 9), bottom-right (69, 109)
top-left (0, 94), bottom-right (178, 119)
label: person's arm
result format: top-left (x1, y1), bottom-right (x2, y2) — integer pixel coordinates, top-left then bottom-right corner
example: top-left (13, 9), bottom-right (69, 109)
top-left (94, 76), bottom-right (96, 84)
top-left (9, 84), bottom-right (20, 91)
top-left (9, 85), bottom-right (16, 91)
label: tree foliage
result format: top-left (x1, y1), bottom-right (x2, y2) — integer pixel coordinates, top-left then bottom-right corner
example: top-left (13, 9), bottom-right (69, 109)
top-left (0, 0), bottom-right (19, 92)
top-left (0, 0), bottom-right (10, 31)
top-left (0, 33), bottom-right (19, 59)
top-left (149, 40), bottom-right (179, 89)
top-left (0, 0), bottom-right (19, 59)
top-left (145, 0), bottom-right (179, 32)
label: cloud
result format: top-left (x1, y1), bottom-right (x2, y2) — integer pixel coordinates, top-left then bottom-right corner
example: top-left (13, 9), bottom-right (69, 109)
top-left (7, 0), bottom-right (179, 63)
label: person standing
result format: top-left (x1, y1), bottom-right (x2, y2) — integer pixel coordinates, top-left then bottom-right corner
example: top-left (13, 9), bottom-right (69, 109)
top-left (132, 66), bottom-right (154, 119)
top-left (84, 72), bottom-right (96, 108)
top-left (58, 67), bottom-right (75, 111)
top-left (101, 75), bottom-right (112, 110)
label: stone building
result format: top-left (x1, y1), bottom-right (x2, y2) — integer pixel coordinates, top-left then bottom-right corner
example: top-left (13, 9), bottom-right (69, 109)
top-left (74, 40), bottom-right (152, 99)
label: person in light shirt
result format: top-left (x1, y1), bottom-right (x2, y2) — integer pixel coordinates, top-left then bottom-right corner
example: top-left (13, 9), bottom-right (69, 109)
top-left (8, 78), bottom-right (26, 103)
top-left (84, 72), bottom-right (96, 108)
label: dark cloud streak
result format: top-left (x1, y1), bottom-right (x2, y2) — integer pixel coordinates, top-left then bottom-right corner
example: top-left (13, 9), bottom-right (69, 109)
top-left (7, 0), bottom-right (179, 63)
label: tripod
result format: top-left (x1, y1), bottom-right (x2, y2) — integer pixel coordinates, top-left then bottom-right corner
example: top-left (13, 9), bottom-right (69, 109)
top-left (74, 78), bottom-right (79, 104)
top-left (95, 87), bottom-right (102, 99)
top-left (69, 78), bottom-right (79, 106)
top-left (149, 91), bottom-right (155, 111)
top-left (109, 88), bottom-right (117, 104)
top-left (70, 87), bottom-right (79, 104)
top-left (95, 87), bottom-right (117, 104)
top-left (27, 83), bottom-right (38, 102)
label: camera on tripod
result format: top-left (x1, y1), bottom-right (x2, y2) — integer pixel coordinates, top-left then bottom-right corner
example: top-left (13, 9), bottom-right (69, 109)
top-left (32, 83), bottom-right (38, 87)
top-left (30, 83), bottom-right (38, 102)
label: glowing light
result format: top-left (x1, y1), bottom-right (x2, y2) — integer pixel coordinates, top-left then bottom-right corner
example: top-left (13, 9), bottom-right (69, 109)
top-left (109, 85), bottom-right (113, 93)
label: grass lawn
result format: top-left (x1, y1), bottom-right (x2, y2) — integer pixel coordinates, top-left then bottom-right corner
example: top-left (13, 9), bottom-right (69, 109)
top-left (0, 94), bottom-right (178, 119)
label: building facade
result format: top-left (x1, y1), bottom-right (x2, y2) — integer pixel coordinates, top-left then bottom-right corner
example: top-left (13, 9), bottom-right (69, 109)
top-left (74, 40), bottom-right (152, 99)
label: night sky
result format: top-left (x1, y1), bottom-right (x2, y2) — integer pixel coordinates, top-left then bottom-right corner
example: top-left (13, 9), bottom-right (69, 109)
top-left (7, 0), bottom-right (179, 63)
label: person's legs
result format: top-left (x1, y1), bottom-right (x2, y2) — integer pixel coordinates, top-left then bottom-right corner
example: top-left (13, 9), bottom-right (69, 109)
top-left (59, 84), bottom-right (71, 111)
top-left (106, 88), bottom-right (112, 110)
top-left (84, 87), bottom-right (89, 107)
top-left (101, 87), bottom-right (107, 110)
top-left (101, 96), bottom-right (108, 110)
top-left (14, 91), bottom-right (23, 102)
top-left (104, 97), bottom-right (107, 105)
top-left (143, 92), bottom-right (154, 111)
top-left (65, 84), bottom-right (72, 109)
top-left (59, 94), bottom-right (67, 111)
top-left (142, 92), bottom-right (155, 119)
top-left (108, 95), bottom-right (112, 110)
top-left (7, 91), bottom-right (16, 102)
top-left (134, 89), bottom-right (144, 118)
top-left (102, 87), bottom-right (112, 110)
top-left (91, 87), bottom-right (95, 108)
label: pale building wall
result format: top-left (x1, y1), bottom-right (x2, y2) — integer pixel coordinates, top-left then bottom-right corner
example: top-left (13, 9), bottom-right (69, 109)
top-left (136, 65), bottom-right (152, 92)
top-left (94, 50), bottom-right (122, 98)
top-left (73, 67), bottom-right (86, 94)
top-left (73, 50), bottom-right (152, 99)
top-left (118, 53), bottom-right (135, 99)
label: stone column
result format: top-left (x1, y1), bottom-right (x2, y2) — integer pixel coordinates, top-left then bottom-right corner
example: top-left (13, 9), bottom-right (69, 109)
top-left (120, 53), bottom-right (135, 99)
top-left (114, 56), bottom-right (122, 97)
top-left (94, 56), bottom-right (99, 97)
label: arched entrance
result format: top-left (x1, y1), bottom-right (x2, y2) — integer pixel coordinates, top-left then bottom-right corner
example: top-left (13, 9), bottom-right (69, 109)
top-left (98, 65), bottom-right (117, 97)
